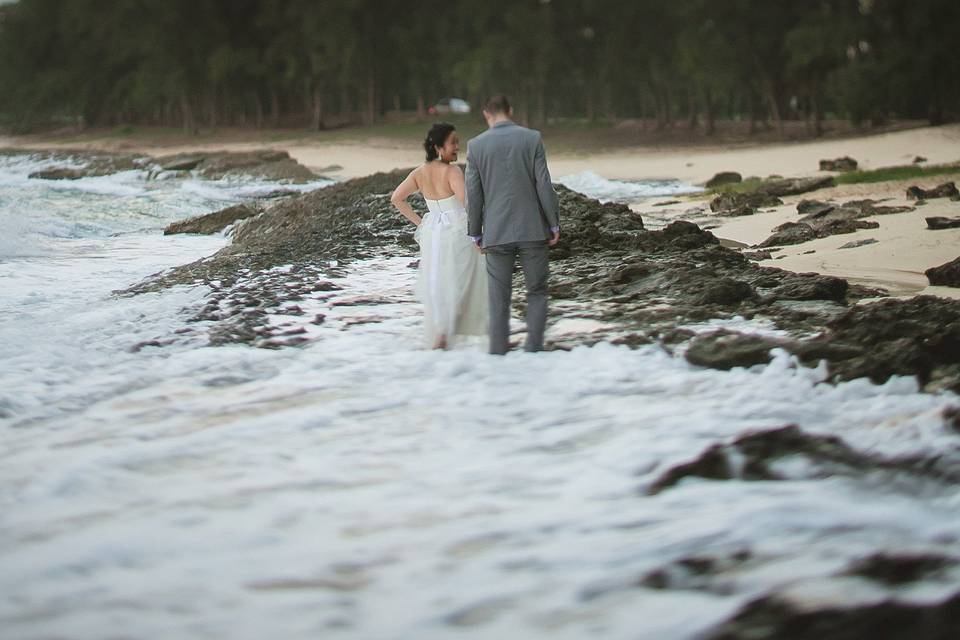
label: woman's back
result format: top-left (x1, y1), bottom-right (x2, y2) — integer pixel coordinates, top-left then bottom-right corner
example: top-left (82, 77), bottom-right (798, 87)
top-left (417, 163), bottom-right (457, 201)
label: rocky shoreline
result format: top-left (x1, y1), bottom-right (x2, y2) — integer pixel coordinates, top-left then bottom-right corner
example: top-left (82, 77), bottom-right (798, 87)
top-left (1, 147), bottom-right (324, 183)
top-left (108, 160), bottom-right (960, 395)
top-left (8, 147), bottom-right (960, 639)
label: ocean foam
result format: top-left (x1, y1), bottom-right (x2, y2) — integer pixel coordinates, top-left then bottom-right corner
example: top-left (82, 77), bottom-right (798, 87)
top-left (557, 170), bottom-right (702, 203)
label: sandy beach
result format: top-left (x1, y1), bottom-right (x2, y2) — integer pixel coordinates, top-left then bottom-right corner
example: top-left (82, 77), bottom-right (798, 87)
top-left (3, 123), bottom-right (959, 299)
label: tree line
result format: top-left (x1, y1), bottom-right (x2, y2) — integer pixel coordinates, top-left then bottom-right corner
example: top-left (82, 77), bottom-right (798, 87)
top-left (0, 0), bottom-right (957, 135)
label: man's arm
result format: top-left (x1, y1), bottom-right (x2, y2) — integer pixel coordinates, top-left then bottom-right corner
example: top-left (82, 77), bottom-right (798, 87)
top-left (533, 134), bottom-right (560, 232)
top-left (465, 141), bottom-right (484, 241)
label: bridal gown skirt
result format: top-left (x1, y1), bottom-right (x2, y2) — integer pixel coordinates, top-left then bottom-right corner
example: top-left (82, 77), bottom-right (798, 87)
top-left (414, 196), bottom-right (488, 347)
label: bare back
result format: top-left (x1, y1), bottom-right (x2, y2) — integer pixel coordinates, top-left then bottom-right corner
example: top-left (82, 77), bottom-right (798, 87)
top-left (415, 163), bottom-right (458, 200)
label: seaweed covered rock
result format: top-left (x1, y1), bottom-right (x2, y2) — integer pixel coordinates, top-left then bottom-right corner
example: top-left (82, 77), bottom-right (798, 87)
top-left (906, 182), bottom-right (959, 200)
top-left (819, 156), bottom-right (858, 172)
top-left (164, 203), bottom-right (265, 235)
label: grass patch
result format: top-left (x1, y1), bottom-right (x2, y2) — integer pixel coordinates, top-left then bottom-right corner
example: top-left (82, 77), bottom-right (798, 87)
top-left (834, 163), bottom-right (960, 185)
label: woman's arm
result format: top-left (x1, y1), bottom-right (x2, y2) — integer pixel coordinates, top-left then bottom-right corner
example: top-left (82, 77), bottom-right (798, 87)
top-left (390, 168), bottom-right (423, 226)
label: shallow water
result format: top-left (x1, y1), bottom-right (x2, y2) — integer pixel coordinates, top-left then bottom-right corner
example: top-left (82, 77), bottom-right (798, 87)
top-left (1, 157), bottom-right (958, 639)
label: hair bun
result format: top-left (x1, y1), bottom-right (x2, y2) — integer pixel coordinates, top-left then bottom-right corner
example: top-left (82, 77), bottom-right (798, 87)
top-left (424, 123), bottom-right (455, 162)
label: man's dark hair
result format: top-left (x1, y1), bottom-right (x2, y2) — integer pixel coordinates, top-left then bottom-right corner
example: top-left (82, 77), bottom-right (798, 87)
top-left (483, 94), bottom-right (511, 116)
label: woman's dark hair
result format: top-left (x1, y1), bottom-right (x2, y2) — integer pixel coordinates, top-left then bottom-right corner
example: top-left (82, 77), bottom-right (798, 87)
top-left (424, 123), bottom-right (456, 161)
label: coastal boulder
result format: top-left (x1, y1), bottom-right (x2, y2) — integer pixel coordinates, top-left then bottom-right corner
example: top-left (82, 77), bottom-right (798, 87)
top-left (926, 257), bottom-right (960, 287)
top-left (705, 171), bottom-right (742, 188)
top-left (819, 156), bottom-right (858, 172)
top-left (684, 331), bottom-right (784, 370)
top-left (757, 222), bottom-right (817, 247)
top-left (164, 203), bottom-right (264, 235)
top-left (757, 175), bottom-right (836, 197)
top-left (710, 191), bottom-right (783, 213)
top-left (907, 182), bottom-right (959, 200)
top-left (796, 199), bottom-right (835, 216)
top-left (29, 167), bottom-right (85, 180)
top-left (926, 217), bottom-right (960, 230)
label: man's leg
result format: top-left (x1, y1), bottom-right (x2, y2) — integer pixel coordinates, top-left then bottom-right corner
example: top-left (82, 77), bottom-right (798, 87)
top-left (484, 244), bottom-right (517, 355)
top-left (517, 241), bottom-right (550, 352)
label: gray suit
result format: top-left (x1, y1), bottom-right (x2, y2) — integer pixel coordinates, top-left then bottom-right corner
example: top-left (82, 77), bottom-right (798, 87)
top-left (465, 121), bottom-right (560, 354)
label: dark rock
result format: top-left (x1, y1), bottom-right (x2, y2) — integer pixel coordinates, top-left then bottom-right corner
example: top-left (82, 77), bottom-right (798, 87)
top-left (844, 553), bottom-right (956, 586)
top-left (841, 198), bottom-right (914, 216)
top-left (926, 217), bottom-right (960, 230)
top-left (767, 274), bottom-right (848, 302)
top-left (816, 218), bottom-right (879, 236)
top-left (652, 199), bottom-right (681, 207)
top-left (838, 238), bottom-right (879, 249)
top-left (29, 167), bottom-right (85, 180)
top-left (702, 589), bottom-right (960, 640)
top-left (757, 222), bottom-right (817, 248)
top-left (710, 191), bottom-right (783, 213)
top-left (796, 199), bottom-right (835, 216)
top-left (647, 425), bottom-right (862, 494)
top-left (913, 156), bottom-right (928, 163)
top-left (717, 204), bottom-right (755, 217)
top-left (156, 154), bottom-right (204, 171)
top-left (199, 150), bottom-right (309, 181)
top-left (907, 182), bottom-right (959, 200)
top-left (164, 203), bottom-right (263, 235)
top-left (705, 171), bottom-right (743, 188)
top-left (926, 257), bottom-right (960, 287)
top-left (648, 423), bottom-right (960, 497)
top-left (743, 250), bottom-right (773, 261)
top-left (819, 156), bottom-right (858, 172)
top-left (756, 175), bottom-right (836, 197)
top-left (760, 201), bottom-right (890, 247)
top-left (694, 279), bottom-right (755, 306)
top-left (811, 296), bottom-right (960, 390)
top-left (945, 406), bottom-right (960, 433)
top-left (684, 331), bottom-right (784, 370)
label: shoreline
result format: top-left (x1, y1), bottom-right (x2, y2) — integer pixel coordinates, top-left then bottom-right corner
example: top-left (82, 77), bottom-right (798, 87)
top-left (4, 124), bottom-right (959, 300)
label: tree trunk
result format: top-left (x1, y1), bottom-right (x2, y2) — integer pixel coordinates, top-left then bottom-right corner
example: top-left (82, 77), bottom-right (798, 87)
top-left (254, 92), bottom-right (265, 129)
top-left (704, 88), bottom-right (715, 136)
top-left (180, 93), bottom-right (196, 135)
top-left (311, 81), bottom-right (325, 131)
top-left (688, 92), bottom-right (698, 130)
top-left (270, 88), bottom-right (280, 127)
top-left (416, 94), bottom-right (426, 121)
top-left (762, 78), bottom-right (784, 138)
top-left (365, 69), bottom-right (376, 124)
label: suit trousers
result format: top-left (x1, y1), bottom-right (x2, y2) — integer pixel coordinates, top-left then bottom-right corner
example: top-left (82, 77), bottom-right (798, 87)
top-left (484, 240), bottom-right (549, 355)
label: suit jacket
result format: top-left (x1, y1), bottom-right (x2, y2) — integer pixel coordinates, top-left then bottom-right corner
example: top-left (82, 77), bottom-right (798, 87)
top-left (465, 121), bottom-right (560, 248)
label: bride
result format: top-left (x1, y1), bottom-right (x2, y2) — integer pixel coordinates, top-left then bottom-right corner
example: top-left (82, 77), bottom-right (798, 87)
top-left (390, 123), bottom-right (488, 349)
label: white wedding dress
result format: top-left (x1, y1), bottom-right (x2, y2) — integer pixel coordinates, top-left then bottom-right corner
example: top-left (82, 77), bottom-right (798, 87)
top-left (414, 194), bottom-right (488, 347)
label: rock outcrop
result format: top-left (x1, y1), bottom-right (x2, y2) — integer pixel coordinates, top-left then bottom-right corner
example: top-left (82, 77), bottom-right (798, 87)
top-left (926, 257), bottom-right (960, 288)
top-left (819, 156), bottom-right (858, 172)
top-left (907, 182), bottom-right (959, 200)
top-left (926, 217), bottom-right (960, 230)
top-left (164, 203), bottom-right (265, 235)
top-left (116, 165), bottom-right (960, 392)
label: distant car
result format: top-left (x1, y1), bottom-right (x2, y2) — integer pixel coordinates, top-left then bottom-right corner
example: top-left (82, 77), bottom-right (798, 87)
top-left (428, 98), bottom-right (471, 115)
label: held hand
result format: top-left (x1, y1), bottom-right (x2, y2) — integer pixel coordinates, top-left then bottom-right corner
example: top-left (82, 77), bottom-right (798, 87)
top-left (548, 230), bottom-right (561, 247)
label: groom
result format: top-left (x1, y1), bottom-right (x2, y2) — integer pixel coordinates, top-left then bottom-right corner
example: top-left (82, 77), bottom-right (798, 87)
top-left (465, 94), bottom-right (561, 355)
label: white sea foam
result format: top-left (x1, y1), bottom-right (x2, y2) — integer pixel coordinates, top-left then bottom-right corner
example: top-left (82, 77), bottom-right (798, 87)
top-left (1, 159), bottom-right (958, 639)
top-left (557, 170), bottom-right (702, 204)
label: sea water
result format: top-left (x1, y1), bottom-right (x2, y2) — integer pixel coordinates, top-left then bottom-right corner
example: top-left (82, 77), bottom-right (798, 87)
top-left (1, 156), bottom-right (958, 639)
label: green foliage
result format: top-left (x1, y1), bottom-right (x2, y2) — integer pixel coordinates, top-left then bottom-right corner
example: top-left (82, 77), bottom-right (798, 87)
top-left (0, 0), bottom-right (956, 132)
top-left (834, 163), bottom-right (960, 184)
